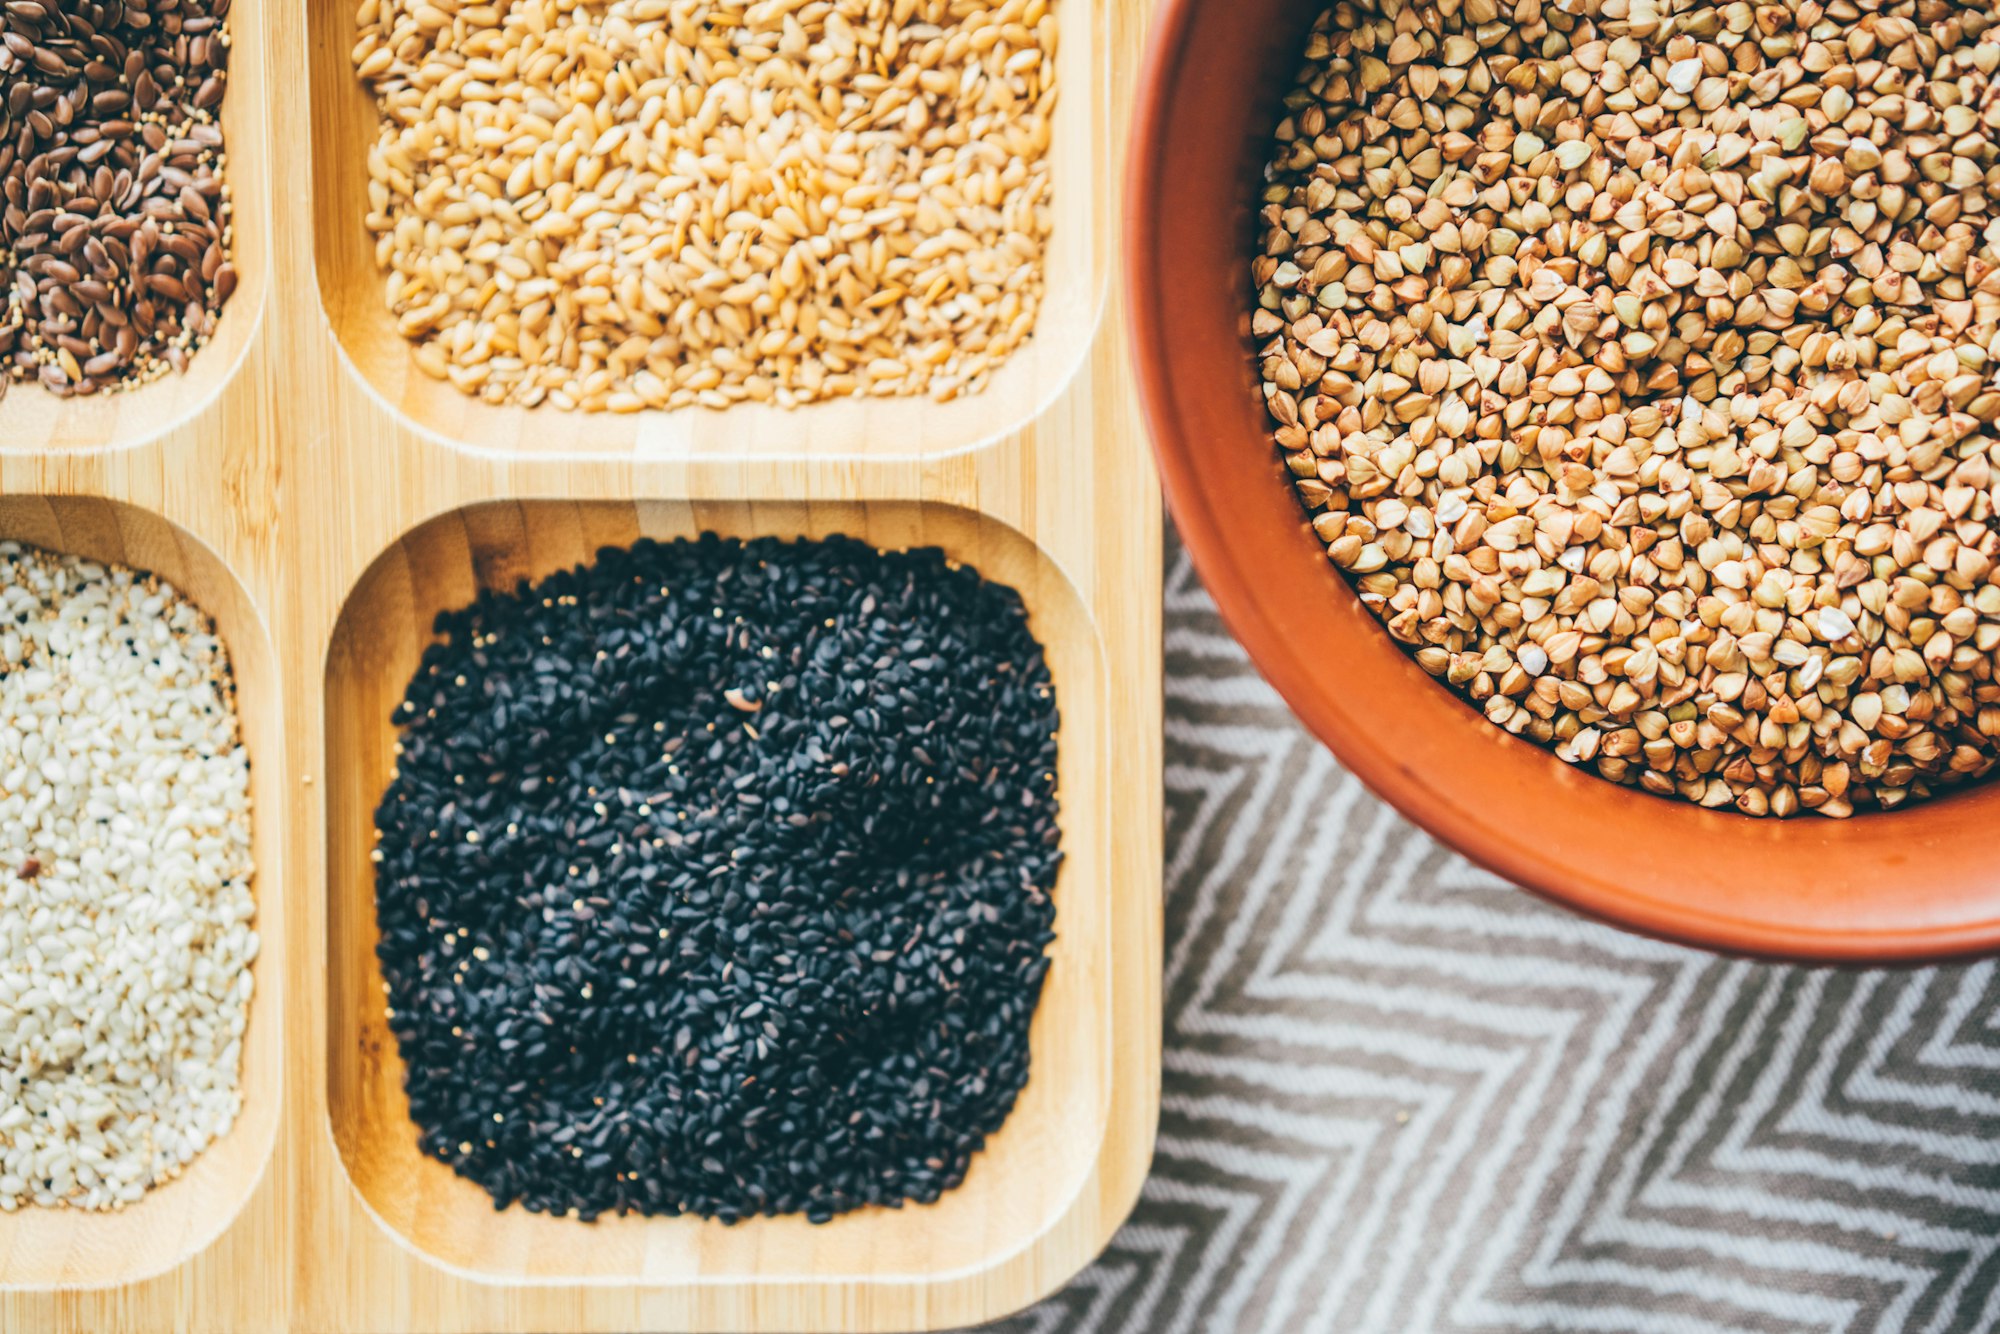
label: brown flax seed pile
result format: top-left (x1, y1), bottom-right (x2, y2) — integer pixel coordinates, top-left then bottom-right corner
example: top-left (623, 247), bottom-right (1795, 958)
top-left (0, 0), bottom-right (237, 397)
top-left (1256, 0), bottom-right (2000, 817)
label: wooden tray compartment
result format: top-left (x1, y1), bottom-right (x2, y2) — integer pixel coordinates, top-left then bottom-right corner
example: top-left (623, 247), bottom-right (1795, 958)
top-left (0, 496), bottom-right (284, 1291)
top-left (304, 0), bottom-right (1108, 459)
top-left (0, 0), bottom-right (273, 456)
top-left (323, 497), bottom-right (1109, 1285)
top-left (0, 0), bottom-right (1158, 1324)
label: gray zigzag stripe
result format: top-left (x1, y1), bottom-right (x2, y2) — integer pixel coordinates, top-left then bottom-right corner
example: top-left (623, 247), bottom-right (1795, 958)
top-left (978, 534), bottom-right (2000, 1334)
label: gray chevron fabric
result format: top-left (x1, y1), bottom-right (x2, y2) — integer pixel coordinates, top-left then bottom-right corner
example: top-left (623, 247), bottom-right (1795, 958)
top-left (984, 539), bottom-right (2000, 1334)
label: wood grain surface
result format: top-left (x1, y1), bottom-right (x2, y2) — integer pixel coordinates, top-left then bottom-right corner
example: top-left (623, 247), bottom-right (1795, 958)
top-left (0, 0), bottom-right (1160, 1327)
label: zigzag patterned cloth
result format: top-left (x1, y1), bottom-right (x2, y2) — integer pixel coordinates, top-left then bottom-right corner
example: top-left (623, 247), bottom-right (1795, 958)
top-left (986, 541), bottom-right (2000, 1334)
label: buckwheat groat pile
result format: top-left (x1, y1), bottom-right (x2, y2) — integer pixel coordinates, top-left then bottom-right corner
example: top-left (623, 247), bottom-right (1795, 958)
top-left (352, 0), bottom-right (1059, 411)
top-left (1256, 0), bottom-right (2000, 817)
top-left (0, 544), bottom-right (256, 1210)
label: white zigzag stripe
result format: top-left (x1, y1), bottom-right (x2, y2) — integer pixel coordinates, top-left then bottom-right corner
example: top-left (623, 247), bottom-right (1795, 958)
top-left (1449, 966), bottom-right (1703, 1330)
top-left (1698, 976), bottom-right (2000, 1216)
top-left (1159, 1110), bottom-right (1367, 1334)
top-left (1839, 973), bottom-right (2000, 1123)
top-left (1370, 850), bottom-right (1692, 958)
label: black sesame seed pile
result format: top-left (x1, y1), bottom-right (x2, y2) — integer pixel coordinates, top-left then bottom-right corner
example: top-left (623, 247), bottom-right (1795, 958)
top-left (372, 534), bottom-right (1062, 1224)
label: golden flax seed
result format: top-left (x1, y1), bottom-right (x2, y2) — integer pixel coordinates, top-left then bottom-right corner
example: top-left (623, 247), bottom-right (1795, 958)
top-left (353, 0), bottom-right (1058, 411)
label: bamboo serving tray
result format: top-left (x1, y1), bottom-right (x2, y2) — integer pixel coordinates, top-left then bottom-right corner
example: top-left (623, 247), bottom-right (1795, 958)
top-left (0, 0), bottom-right (1162, 1326)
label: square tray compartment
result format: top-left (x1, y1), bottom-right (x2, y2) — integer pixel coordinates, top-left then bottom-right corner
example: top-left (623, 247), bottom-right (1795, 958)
top-left (0, 496), bottom-right (283, 1289)
top-left (304, 0), bottom-right (1107, 459)
top-left (0, 0), bottom-right (273, 455)
top-left (322, 498), bottom-right (1124, 1302)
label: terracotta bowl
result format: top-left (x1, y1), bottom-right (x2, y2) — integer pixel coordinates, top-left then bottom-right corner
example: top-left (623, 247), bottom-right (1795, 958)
top-left (1126, 0), bottom-right (2000, 962)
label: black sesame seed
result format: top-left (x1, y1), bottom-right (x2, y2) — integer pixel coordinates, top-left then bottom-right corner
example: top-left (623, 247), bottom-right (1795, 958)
top-left (372, 534), bottom-right (1062, 1223)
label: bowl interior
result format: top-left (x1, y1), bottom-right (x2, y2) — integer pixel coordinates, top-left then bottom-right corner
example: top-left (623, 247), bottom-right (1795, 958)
top-left (323, 498), bottom-right (1111, 1282)
top-left (1128, 0), bottom-right (2000, 961)
top-left (0, 0), bottom-right (271, 454)
top-left (304, 0), bottom-right (1105, 458)
top-left (0, 496), bottom-right (281, 1289)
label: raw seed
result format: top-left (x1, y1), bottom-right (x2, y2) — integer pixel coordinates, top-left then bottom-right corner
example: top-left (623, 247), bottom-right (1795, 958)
top-left (1254, 0), bottom-right (2000, 818)
top-left (0, 0), bottom-right (236, 397)
top-left (352, 0), bottom-right (1059, 412)
top-left (0, 541), bottom-right (257, 1212)
top-left (373, 534), bottom-right (1061, 1222)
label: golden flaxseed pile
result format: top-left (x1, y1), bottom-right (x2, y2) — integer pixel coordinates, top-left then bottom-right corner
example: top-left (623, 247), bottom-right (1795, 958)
top-left (1255, 0), bottom-right (2000, 817)
top-left (353, 0), bottom-right (1056, 411)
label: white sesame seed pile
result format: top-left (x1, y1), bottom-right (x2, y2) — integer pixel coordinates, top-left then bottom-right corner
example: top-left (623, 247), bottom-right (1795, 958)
top-left (352, 0), bottom-right (1059, 411)
top-left (0, 543), bottom-right (256, 1212)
